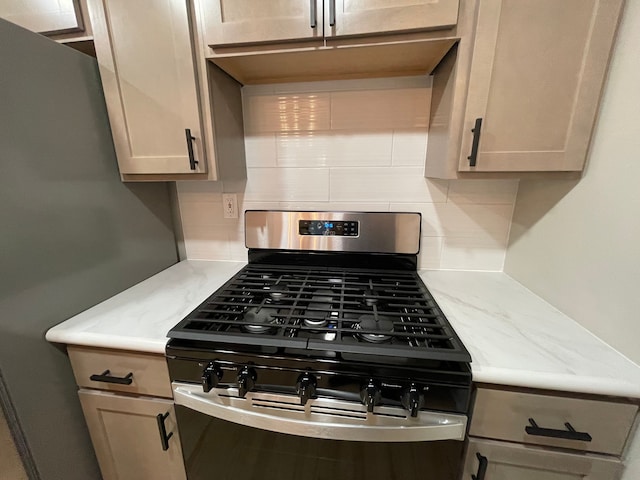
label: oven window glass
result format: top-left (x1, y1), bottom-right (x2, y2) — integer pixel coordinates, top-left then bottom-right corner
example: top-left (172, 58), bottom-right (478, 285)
top-left (176, 406), bottom-right (463, 480)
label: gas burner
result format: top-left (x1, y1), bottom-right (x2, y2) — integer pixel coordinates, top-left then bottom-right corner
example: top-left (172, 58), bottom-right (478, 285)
top-left (242, 307), bottom-right (280, 334)
top-left (263, 284), bottom-right (290, 302)
top-left (305, 289), bottom-right (334, 328)
top-left (308, 289), bottom-right (334, 308)
top-left (356, 314), bottom-right (395, 343)
top-left (362, 288), bottom-right (380, 307)
top-left (304, 315), bottom-right (329, 328)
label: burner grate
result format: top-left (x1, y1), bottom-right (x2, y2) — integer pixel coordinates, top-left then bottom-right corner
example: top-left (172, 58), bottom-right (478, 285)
top-left (168, 265), bottom-right (471, 362)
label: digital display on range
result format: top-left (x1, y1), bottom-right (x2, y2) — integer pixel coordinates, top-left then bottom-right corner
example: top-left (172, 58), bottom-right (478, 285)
top-left (299, 220), bottom-right (359, 236)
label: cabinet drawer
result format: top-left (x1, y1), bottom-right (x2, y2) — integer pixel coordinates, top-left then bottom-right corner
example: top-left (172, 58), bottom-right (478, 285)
top-left (470, 388), bottom-right (638, 456)
top-left (463, 437), bottom-right (623, 480)
top-left (68, 346), bottom-right (172, 398)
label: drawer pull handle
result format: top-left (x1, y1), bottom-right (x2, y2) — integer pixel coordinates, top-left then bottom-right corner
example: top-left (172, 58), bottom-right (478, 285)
top-left (310, 0), bottom-right (317, 28)
top-left (467, 117), bottom-right (483, 167)
top-left (156, 412), bottom-right (174, 451)
top-left (525, 418), bottom-right (592, 442)
top-left (329, 0), bottom-right (336, 26)
top-left (471, 452), bottom-right (488, 480)
top-left (89, 370), bottom-right (133, 385)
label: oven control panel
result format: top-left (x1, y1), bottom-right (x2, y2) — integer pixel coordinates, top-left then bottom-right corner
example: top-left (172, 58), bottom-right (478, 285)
top-left (298, 220), bottom-right (359, 237)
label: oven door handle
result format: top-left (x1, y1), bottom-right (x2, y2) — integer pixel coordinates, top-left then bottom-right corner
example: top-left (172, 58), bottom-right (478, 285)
top-left (172, 382), bottom-right (467, 443)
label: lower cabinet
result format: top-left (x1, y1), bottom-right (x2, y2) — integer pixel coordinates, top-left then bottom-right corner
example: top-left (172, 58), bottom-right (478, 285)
top-left (465, 387), bottom-right (637, 480)
top-left (78, 389), bottom-right (186, 480)
top-left (463, 438), bottom-right (622, 480)
top-left (67, 345), bottom-right (187, 480)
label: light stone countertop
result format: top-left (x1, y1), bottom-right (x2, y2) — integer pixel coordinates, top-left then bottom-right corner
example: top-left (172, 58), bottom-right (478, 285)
top-left (46, 260), bottom-right (640, 399)
top-left (46, 260), bottom-right (245, 353)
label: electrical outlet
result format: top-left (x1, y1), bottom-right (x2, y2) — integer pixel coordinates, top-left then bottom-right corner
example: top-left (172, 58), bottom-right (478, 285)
top-left (222, 193), bottom-right (238, 219)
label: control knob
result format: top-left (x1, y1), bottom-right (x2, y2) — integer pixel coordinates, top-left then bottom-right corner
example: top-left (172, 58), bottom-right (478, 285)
top-left (401, 383), bottom-right (425, 418)
top-left (296, 372), bottom-right (317, 406)
top-left (201, 362), bottom-right (223, 393)
top-left (360, 379), bottom-right (382, 413)
top-left (237, 366), bottom-right (257, 398)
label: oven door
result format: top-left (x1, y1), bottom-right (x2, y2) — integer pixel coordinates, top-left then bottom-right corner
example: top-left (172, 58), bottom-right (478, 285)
top-left (172, 382), bottom-right (467, 480)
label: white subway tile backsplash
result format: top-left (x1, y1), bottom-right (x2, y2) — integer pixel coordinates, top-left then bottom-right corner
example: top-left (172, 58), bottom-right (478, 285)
top-left (227, 227), bottom-right (249, 261)
top-left (276, 131), bottom-right (392, 167)
top-left (392, 130), bottom-right (429, 166)
top-left (331, 88), bottom-right (430, 130)
top-left (330, 168), bottom-right (448, 203)
top-left (244, 167), bottom-right (329, 202)
top-left (447, 179), bottom-right (519, 204)
top-left (245, 134), bottom-right (277, 167)
top-left (418, 236), bottom-right (443, 270)
top-left (238, 197), bottom-right (281, 213)
top-left (179, 199), bottom-right (225, 228)
top-left (391, 202), bottom-right (513, 240)
top-left (389, 202), bottom-right (440, 235)
top-left (177, 78), bottom-right (517, 271)
top-left (243, 93), bottom-right (331, 133)
top-left (176, 180), bottom-right (223, 200)
top-left (278, 201), bottom-right (390, 212)
top-left (436, 204), bottom-right (512, 239)
top-left (440, 236), bottom-right (507, 271)
top-left (181, 225), bottom-right (231, 260)
top-left (320, 202), bottom-right (390, 212)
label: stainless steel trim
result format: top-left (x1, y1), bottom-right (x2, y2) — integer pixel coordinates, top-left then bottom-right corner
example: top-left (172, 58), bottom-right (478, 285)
top-left (173, 382), bottom-right (467, 442)
top-left (244, 211), bottom-right (421, 254)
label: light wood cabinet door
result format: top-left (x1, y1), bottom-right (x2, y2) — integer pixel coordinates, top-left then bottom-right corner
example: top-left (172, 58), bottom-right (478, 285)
top-left (87, 0), bottom-right (206, 175)
top-left (201, 0), bottom-right (323, 47)
top-left (326, 0), bottom-right (459, 38)
top-left (79, 389), bottom-right (186, 480)
top-left (470, 388), bottom-right (638, 456)
top-left (463, 438), bottom-right (623, 480)
top-left (459, 0), bottom-right (623, 173)
top-left (0, 0), bottom-right (85, 35)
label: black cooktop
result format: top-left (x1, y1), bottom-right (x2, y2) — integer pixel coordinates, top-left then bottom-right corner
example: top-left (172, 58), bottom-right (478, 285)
top-left (168, 263), bottom-right (471, 363)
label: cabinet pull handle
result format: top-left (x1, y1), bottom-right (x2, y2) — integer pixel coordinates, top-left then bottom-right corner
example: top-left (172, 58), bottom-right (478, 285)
top-left (467, 117), bottom-right (483, 167)
top-left (310, 0), bottom-right (317, 28)
top-left (156, 412), bottom-right (174, 451)
top-left (471, 452), bottom-right (488, 480)
top-left (89, 370), bottom-right (133, 385)
top-left (525, 418), bottom-right (593, 442)
top-left (329, 0), bottom-right (336, 26)
top-left (185, 128), bottom-right (199, 170)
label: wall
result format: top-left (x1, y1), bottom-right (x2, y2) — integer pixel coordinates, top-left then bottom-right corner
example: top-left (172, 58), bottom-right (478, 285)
top-left (504, 0), bottom-right (640, 475)
top-left (178, 77), bottom-right (518, 271)
top-left (0, 19), bottom-right (178, 480)
top-left (504, 0), bottom-right (640, 367)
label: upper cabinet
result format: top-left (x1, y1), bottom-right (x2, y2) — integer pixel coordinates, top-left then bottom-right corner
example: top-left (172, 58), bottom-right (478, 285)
top-left (197, 0), bottom-right (461, 85)
top-left (87, 0), bottom-right (245, 181)
top-left (201, 0), bottom-right (459, 48)
top-left (0, 0), bottom-right (85, 35)
top-left (88, 0), bottom-right (206, 176)
top-left (326, 0), bottom-right (459, 38)
top-left (426, 0), bottom-right (625, 178)
top-left (203, 0), bottom-right (323, 46)
top-left (0, 0), bottom-right (93, 46)
top-left (12, 0), bottom-right (619, 181)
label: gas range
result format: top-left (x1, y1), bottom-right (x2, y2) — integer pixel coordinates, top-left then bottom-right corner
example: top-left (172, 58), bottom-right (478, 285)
top-left (166, 211), bottom-right (472, 443)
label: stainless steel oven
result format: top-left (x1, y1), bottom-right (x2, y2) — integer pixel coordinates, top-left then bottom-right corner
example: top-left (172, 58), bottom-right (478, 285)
top-left (166, 211), bottom-right (472, 479)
